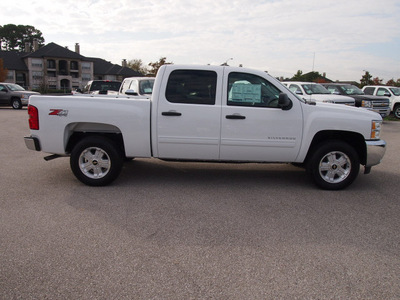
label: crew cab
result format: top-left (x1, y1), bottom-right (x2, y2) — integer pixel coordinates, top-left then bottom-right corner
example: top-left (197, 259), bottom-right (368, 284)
top-left (0, 83), bottom-right (40, 109)
top-left (283, 82), bottom-right (355, 105)
top-left (24, 65), bottom-right (386, 190)
top-left (362, 86), bottom-right (400, 119)
top-left (322, 83), bottom-right (390, 117)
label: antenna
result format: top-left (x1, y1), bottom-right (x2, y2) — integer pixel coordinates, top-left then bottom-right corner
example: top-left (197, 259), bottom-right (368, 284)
top-left (312, 52), bottom-right (315, 71)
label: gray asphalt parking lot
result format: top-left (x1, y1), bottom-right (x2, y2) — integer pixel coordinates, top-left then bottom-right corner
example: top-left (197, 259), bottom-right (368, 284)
top-left (1, 107), bottom-right (399, 299)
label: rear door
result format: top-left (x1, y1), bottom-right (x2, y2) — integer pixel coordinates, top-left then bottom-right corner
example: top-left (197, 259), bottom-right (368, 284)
top-left (154, 67), bottom-right (223, 160)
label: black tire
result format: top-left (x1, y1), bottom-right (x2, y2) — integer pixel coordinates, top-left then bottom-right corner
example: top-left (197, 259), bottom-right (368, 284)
top-left (70, 136), bottom-right (123, 186)
top-left (393, 104), bottom-right (400, 119)
top-left (307, 141), bottom-right (360, 190)
top-left (11, 98), bottom-right (22, 109)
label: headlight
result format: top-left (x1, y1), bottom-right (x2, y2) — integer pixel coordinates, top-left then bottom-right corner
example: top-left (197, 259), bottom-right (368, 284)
top-left (362, 100), bottom-right (373, 108)
top-left (371, 120), bottom-right (382, 139)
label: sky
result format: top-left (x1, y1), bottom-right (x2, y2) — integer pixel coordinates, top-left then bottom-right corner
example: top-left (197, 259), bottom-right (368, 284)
top-left (2, 0), bottom-right (400, 82)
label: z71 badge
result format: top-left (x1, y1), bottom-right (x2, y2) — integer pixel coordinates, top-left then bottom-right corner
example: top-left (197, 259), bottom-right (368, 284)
top-left (49, 109), bottom-right (68, 117)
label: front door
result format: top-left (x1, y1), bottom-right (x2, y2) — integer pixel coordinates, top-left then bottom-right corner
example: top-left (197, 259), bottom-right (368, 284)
top-left (220, 71), bottom-right (303, 162)
top-left (0, 84), bottom-right (8, 105)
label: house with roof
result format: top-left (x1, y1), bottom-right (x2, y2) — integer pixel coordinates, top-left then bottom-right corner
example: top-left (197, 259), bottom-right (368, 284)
top-left (0, 41), bottom-right (142, 91)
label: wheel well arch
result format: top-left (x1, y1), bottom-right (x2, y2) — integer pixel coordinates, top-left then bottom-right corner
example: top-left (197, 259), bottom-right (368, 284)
top-left (10, 96), bottom-right (21, 102)
top-left (305, 130), bottom-right (367, 165)
top-left (64, 122), bottom-right (126, 155)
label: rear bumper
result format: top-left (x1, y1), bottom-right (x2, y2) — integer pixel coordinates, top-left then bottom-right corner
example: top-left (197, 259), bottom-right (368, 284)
top-left (365, 139), bottom-right (386, 167)
top-left (24, 136), bottom-right (41, 151)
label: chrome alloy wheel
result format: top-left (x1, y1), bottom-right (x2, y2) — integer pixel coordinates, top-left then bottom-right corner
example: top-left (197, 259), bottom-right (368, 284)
top-left (318, 151), bottom-right (351, 184)
top-left (78, 147), bottom-right (111, 179)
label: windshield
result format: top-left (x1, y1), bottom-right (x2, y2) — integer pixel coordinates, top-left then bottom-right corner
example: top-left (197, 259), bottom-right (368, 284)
top-left (341, 85), bottom-right (364, 95)
top-left (6, 84), bottom-right (25, 91)
top-left (139, 79), bottom-right (155, 95)
top-left (302, 84), bottom-right (330, 95)
top-left (390, 87), bottom-right (400, 96)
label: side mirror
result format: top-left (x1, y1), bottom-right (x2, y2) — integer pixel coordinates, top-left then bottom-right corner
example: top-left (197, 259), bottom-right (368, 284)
top-left (125, 89), bottom-right (138, 96)
top-left (295, 90), bottom-right (302, 95)
top-left (384, 92), bottom-right (391, 97)
top-left (279, 93), bottom-right (292, 110)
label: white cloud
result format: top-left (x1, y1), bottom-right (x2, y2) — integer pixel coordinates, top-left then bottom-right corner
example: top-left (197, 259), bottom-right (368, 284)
top-left (2, 0), bottom-right (400, 81)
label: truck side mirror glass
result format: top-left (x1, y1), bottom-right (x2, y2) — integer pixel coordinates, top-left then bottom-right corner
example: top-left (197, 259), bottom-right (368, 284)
top-left (125, 89), bottom-right (138, 96)
top-left (279, 93), bottom-right (292, 110)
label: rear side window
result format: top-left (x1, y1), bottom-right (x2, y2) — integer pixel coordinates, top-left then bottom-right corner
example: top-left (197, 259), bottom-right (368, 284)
top-left (166, 70), bottom-right (217, 105)
top-left (289, 84), bottom-right (302, 94)
top-left (120, 79), bottom-right (133, 94)
top-left (363, 87), bottom-right (375, 95)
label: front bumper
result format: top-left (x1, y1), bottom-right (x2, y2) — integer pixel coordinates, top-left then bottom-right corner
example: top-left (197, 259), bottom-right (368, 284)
top-left (24, 136), bottom-right (41, 151)
top-left (365, 139), bottom-right (386, 167)
top-left (369, 107), bottom-right (391, 118)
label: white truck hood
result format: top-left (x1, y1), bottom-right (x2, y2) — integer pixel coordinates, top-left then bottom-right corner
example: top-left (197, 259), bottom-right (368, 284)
top-left (303, 94), bottom-right (355, 104)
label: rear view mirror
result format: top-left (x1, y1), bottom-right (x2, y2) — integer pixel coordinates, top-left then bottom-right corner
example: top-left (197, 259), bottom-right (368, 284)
top-left (279, 93), bottom-right (292, 110)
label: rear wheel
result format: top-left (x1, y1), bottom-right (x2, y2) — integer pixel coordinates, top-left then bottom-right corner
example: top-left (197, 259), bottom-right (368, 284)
top-left (307, 141), bottom-right (360, 190)
top-left (70, 136), bottom-right (123, 186)
top-left (11, 98), bottom-right (22, 109)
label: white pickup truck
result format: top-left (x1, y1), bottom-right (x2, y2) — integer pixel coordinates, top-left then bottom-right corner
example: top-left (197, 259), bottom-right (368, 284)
top-left (24, 65), bottom-right (386, 190)
top-left (362, 85), bottom-right (400, 119)
top-left (283, 82), bottom-right (355, 105)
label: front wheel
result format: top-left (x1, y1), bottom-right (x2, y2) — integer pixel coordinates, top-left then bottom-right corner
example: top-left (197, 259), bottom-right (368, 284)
top-left (393, 104), bottom-right (400, 119)
top-left (307, 141), bottom-right (360, 190)
top-left (11, 98), bottom-right (22, 109)
top-left (70, 136), bottom-right (123, 186)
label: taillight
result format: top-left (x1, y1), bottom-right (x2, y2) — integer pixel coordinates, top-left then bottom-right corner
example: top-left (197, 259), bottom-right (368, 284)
top-left (28, 105), bottom-right (39, 130)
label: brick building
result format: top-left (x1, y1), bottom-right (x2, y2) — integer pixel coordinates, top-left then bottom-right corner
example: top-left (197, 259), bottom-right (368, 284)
top-left (0, 41), bottom-right (141, 90)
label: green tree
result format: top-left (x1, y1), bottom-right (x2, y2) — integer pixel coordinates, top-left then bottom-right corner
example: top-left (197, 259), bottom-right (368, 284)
top-left (360, 71), bottom-right (373, 87)
top-left (147, 57), bottom-right (172, 76)
top-left (291, 70), bottom-right (303, 81)
top-left (373, 77), bottom-right (383, 85)
top-left (0, 24), bottom-right (44, 51)
top-left (127, 59), bottom-right (148, 75)
top-left (0, 58), bottom-right (8, 81)
top-left (387, 78), bottom-right (400, 87)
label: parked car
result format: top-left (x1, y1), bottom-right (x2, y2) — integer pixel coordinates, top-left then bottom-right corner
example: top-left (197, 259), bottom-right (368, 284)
top-left (0, 83), bottom-right (40, 109)
top-left (75, 80), bottom-right (121, 95)
top-left (283, 82), bottom-right (355, 105)
top-left (322, 83), bottom-right (390, 117)
top-left (118, 77), bottom-right (155, 99)
top-left (362, 86), bottom-right (400, 119)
